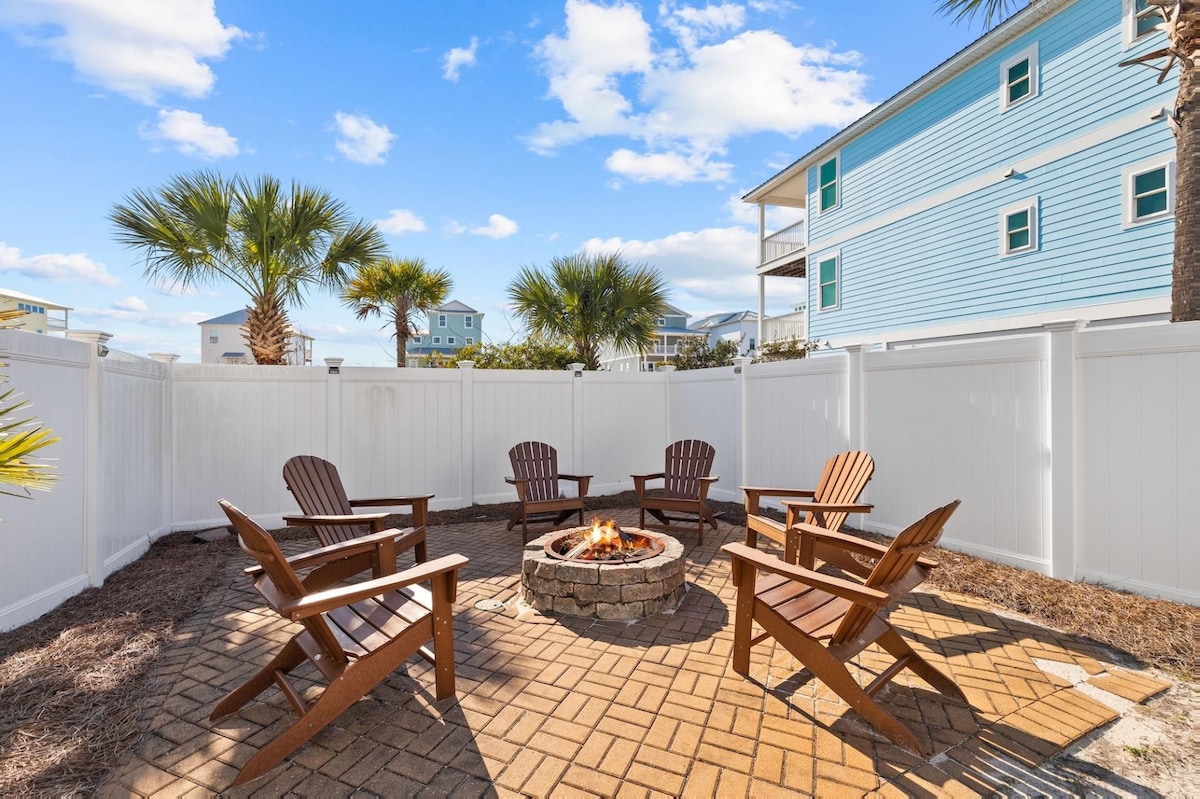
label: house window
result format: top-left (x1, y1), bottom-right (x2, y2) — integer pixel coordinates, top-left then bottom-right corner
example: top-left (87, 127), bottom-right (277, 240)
top-left (1000, 45), bottom-right (1038, 111)
top-left (1124, 0), bottom-right (1160, 45)
top-left (464, 316), bottom-right (472, 328)
top-left (412, 335), bottom-right (422, 343)
top-left (438, 314), bottom-right (447, 327)
top-left (999, 198), bottom-right (1039, 256)
top-left (209, 332), bottom-right (219, 344)
top-left (748, 338), bottom-right (756, 351)
top-left (818, 155), bottom-right (839, 212)
top-left (817, 254), bottom-right (839, 311)
top-left (433, 336), bottom-right (441, 344)
top-left (448, 336), bottom-right (456, 345)
top-left (656, 317), bottom-right (666, 326)
top-left (466, 337), bottom-right (474, 345)
top-left (1123, 158), bottom-right (1174, 225)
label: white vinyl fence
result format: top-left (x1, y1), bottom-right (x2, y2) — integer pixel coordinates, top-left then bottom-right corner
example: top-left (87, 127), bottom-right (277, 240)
top-left (2, 320), bottom-right (1197, 630)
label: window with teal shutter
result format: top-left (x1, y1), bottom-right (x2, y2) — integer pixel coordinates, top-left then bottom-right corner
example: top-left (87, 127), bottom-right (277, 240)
top-left (818, 255), bottom-right (839, 310)
top-left (818, 157), bottom-right (838, 212)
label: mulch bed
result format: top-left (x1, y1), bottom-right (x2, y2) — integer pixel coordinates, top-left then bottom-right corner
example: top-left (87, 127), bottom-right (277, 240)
top-left (0, 494), bottom-right (1192, 795)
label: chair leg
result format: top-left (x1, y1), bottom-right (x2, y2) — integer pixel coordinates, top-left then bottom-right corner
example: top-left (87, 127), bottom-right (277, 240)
top-left (211, 638), bottom-right (307, 721)
top-left (876, 627), bottom-right (968, 704)
top-left (507, 505), bottom-right (522, 531)
top-left (769, 619), bottom-right (928, 754)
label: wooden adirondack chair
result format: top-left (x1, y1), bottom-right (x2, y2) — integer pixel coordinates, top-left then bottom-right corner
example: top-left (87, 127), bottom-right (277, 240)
top-left (283, 455), bottom-right (430, 574)
top-left (506, 441), bottom-right (592, 543)
top-left (633, 439), bottom-right (719, 545)
top-left (721, 500), bottom-right (967, 755)
top-left (214, 500), bottom-right (468, 786)
top-left (742, 450), bottom-right (874, 563)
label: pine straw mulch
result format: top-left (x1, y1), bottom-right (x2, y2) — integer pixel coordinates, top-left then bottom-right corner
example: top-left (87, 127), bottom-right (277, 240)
top-left (0, 494), bottom-right (1194, 795)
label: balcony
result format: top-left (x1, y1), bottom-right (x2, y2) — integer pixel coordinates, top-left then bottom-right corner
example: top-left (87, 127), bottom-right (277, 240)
top-left (761, 310), bottom-right (808, 344)
top-left (759, 220), bottom-right (806, 276)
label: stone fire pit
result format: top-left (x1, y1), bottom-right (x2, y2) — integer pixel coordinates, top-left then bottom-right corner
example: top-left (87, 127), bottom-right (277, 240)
top-left (520, 528), bottom-right (686, 619)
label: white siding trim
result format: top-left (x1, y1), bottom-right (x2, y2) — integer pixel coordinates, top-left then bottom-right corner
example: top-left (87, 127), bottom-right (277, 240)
top-left (1122, 0), bottom-right (1161, 49)
top-left (805, 105), bottom-right (1170, 255)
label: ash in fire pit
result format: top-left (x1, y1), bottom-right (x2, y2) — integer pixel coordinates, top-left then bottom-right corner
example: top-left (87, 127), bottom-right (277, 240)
top-left (521, 521), bottom-right (686, 619)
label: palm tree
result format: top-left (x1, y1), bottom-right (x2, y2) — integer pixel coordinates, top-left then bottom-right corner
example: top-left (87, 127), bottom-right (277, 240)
top-left (507, 252), bottom-right (669, 370)
top-left (342, 257), bottom-right (453, 367)
top-left (111, 172), bottom-right (387, 364)
top-left (937, 0), bottom-right (1197, 320)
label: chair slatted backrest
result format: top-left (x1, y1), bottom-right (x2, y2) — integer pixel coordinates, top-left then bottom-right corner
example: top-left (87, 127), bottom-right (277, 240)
top-left (830, 499), bottom-right (961, 645)
top-left (663, 439), bottom-right (716, 498)
top-left (810, 451), bottom-right (875, 532)
top-left (219, 500), bottom-right (349, 665)
top-left (509, 441), bottom-right (561, 502)
top-left (283, 455), bottom-right (362, 545)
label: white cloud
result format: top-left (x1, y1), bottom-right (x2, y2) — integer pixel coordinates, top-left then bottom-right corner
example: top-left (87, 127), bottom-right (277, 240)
top-left (333, 112), bottom-right (396, 165)
top-left (581, 226), bottom-right (764, 308)
top-left (471, 214), bottom-right (519, 239)
top-left (443, 220), bottom-right (469, 236)
top-left (606, 147), bottom-right (732, 184)
top-left (0, 241), bottom-right (121, 287)
top-left (529, 0), bottom-right (873, 184)
top-left (442, 36), bottom-right (479, 81)
top-left (375, 209), bottom-right (428, 235)
top-left (0, 0), bottom-right (244, 104)
top-left (77, 304), bottom-right (209, 328)
top-left (139, 108), bottom-right (238, 158)
top-left (112, 295), bottom-right (148, 312)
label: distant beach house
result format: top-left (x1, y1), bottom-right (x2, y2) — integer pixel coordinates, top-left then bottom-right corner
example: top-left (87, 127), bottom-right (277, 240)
top-left (405, 300), bottom-right (483, 365)
top-left (198, 310), bottom-right (314, 365)
top-left (688, 311), bottom-right (761, 356)
top-left (600, 303), bottom-right (706, 372)
top-left (0, 288), bottom-right (70, 334)
top-left (745, 0), bottom-right (1176, 348)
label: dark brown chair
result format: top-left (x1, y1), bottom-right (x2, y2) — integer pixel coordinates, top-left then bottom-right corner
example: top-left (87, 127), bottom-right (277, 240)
top-left (742, 450), bottom-right (874, 563)
top-left (721, 500), bottom-right (967, 755)
top-left (633, 439), bottom-right (719, 545)
top-left (506, 441), bottom-right (592, 543)
top-left (283, 455), bottom-right (430, 571)
top-left (213, 500), bottom-right (467, 786)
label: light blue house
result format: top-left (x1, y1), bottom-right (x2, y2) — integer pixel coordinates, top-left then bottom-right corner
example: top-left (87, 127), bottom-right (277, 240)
top-left (599, 303), bottom-right (705, 371)
top-left (405, 300), bottom-right (483, 365)
top-left (688, 311), bottom-right (760, 356)
top-left (745, 0), bottom-right (1176, 347)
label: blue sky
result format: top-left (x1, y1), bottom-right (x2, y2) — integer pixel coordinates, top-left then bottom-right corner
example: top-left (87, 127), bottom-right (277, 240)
top-left (0, 1), bottom-right (986, 365)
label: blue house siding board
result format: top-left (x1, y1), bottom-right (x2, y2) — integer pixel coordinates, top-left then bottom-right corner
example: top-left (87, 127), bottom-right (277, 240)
top-left (808, 123), bottom-right (1173, 340)
top-left (811, 0), bottom-right (1174, 245)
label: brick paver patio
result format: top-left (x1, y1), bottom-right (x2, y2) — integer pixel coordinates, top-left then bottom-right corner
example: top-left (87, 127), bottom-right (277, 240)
top-left (100, 511), bottom-right (1171, 797)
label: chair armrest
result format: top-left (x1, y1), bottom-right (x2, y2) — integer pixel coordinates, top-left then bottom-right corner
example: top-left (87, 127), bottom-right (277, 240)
top-left (557, 473), bottom-right (592, 481)
top-left (282, 554), bottom-right (469, 619)
top-left (284, 512), bottom-right (389, 527)
top-left (721, 543), bottom-right (888, 607)
top-left (631, 472), bottom-right (665, 498)
top-left (631, 472), bottom-right (666, 480)
top-left (788, 523), bottom-right (938, 570)
top-left (740, 486), bottom-right (816, 514)
top-left (244, 527), bottom-right (408, 577)
top-left (696, 475), bottom-right (718, 500)
top-left (349, 494), bottom-right (434, 508)
top-left (779, 501), bottom-right (873, 514)
top-left (505, 476), bottom-right (526, 485)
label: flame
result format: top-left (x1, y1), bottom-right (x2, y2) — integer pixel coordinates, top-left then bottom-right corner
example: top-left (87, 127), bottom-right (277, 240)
top-left (563, 517), bottom-right (640, 560)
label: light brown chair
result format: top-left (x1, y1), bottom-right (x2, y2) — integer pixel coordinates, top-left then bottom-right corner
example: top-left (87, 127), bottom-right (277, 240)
top-left (721, 500), bottom-right (967, 755)
top-left (633, 439), bottom-right (719, 545)
top-left (213, 500), bottom-right (467, 786)
top-left (742, 450), bottom-right (874, 563)
top-left (283, 455), bottom-right (430, 573)
top-left (506, 441), bottom-right (592, 543)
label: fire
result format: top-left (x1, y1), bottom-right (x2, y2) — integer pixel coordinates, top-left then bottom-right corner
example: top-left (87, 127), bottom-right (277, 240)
top-left (563, 517), bottom-right (641, 561)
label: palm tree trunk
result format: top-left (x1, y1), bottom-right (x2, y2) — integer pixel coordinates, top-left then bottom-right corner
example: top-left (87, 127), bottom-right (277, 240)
top-left (396, 315), bottom-right (406, 368)
top-left (243, 295), bottom-right (291, 365)
top-left (1171, 2), bottom-right (1200, 320)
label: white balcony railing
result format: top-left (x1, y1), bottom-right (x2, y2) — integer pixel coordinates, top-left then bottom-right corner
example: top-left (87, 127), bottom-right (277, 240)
top-left (762, 220), bottom-right (805, 265)
top-left (761, 311), bottom-right (807, 344)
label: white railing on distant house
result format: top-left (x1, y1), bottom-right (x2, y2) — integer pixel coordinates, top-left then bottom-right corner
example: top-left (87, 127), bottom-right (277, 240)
top-left (762, 220), bottom-right (805, 264)
top-left (3, 320), bottom-right (1198, 630)
top-left (647, 344), bottom-right (681, 356)
top-left (761, 311), bottom-right (807, 343)
top-left (46, 311), bottom-right (68, 330)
